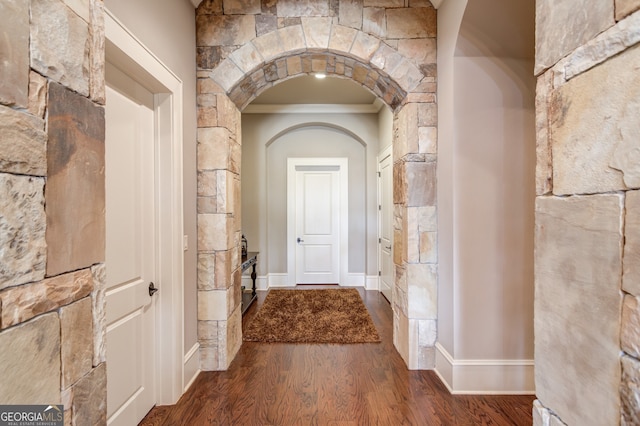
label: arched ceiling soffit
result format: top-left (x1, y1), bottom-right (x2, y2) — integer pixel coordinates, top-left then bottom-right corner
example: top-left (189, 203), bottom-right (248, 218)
top-left (454, 0), bottom-right (535, 101)
top-left (249, 74), bottom-right (378, 107)
top-left (455, 0), bottom-right (534, 60)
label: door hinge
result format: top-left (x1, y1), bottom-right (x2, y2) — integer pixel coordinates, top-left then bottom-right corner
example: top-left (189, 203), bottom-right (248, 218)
top-left (378, 238), bottom-right (381, 244)
top-left (378, 271), bottom-right (381, 276)
top-left (377, 171), bottom-right (381, 177)
top-left (378, 205), bottom-right (382, 211)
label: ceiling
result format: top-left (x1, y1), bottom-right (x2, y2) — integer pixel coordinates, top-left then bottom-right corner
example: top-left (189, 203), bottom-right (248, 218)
top-left (249, 75), bottom-right (377, 106)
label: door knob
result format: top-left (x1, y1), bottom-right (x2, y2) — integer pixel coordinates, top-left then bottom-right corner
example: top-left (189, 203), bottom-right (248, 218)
top-left (297, 237), bottom-right (304, 243)
top-left (149, 282), bottom-right (159, 297)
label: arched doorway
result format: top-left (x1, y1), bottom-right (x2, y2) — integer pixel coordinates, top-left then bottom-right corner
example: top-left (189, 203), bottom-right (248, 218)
top-left (194, 7), bottom-right (439, 371)
top-left (241, 95), bottom-right (377, 290)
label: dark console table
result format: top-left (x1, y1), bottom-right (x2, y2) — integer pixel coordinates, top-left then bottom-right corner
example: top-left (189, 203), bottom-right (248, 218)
top-left (241, 252), bottom-right (258, 315)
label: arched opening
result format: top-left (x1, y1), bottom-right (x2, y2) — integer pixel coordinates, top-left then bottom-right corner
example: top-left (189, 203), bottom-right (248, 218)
top-left (228, 52), bottom-right (407, 111)
top-left (241, 75), bottom-right (384, 292)
top-left (195, 14), bottom-right (439, 371)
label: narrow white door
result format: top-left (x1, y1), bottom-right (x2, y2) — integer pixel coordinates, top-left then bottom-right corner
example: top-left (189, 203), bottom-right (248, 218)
top-left (105, 63), bottom-right (157, 426)
top-left (295, 167), bottom-right (341, 284)
top-left (378, 148), bottom-right (393, 303)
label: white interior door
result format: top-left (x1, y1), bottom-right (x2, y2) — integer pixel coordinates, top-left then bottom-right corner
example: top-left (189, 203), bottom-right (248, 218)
top-left (295, 166), bottom-right (341, 284)
top-left (378, 148), bottom-right (393, 303)
top-left (105, 62), bottom-right (157, 426)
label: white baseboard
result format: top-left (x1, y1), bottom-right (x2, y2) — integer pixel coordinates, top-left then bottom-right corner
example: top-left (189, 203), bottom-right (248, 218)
top-left (434, 343), bottom-right (535, 395)
top-left (260, 273), bottom-right (376, 289)
top-left (241, 276), bottom-right (251, 288)
top-left (183, 342), bottom-right (200, 392)
top-left (256, 276), bottom-right (267, 291)
top-left (344, 273), bottom-right (365, 286)
top-left (241, 275), bottom-right (268, 291)
top-left (365, 275), bottom-right (379, 291)
top-left (267, 273), bottom-right (291, 287)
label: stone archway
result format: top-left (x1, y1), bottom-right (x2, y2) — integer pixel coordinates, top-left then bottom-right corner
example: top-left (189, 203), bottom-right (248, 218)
top-left (195, 1), bottom-right (438, 371)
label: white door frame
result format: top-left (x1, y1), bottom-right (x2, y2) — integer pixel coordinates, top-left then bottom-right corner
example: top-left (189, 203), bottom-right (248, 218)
top-left (105, 10), bottom-right (185, 406)
top-left (287, 158), bottom-right (349, 287)
top-left (377, 145), bottom-right (393, 299)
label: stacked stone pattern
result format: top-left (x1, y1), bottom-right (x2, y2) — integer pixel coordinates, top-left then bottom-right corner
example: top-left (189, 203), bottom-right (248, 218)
top-left (196, 0), bottom-right (438, 370)
top-left (0, 0), bottom-right (107, 423)
top-left (533, 2), bottom-right (640, 425)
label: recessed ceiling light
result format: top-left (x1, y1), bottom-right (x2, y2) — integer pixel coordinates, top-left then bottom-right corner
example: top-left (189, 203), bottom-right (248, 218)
top-left (315, 73), bottom-right (326, 79)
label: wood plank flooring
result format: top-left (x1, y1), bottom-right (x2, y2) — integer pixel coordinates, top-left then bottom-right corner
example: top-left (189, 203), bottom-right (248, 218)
top-left (140, 287), bottom-right (534, 425)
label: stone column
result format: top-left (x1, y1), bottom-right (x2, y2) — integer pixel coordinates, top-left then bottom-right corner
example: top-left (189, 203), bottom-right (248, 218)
top-left (0, 0), bottom-right (107, 423)
top-left (196, 76), bottom-right (244, 370)
top-left (392, 101), bottom-right (438, 369)
top-left (533, 2), bottom-right (640, 424)
top-left (195, 0), bottom-right (248, 372)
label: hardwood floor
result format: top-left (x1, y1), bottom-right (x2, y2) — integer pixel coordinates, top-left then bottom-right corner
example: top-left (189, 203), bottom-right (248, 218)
top-left (140, 287), bottom-right (534, 425)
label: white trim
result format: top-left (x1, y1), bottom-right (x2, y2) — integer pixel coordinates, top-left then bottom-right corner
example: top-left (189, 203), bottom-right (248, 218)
top-left (183, 343), bottom-right (200, 393)
top-left (365, 275), bottom-right (379, 291)
top-left (183, 370), bottom-right (200, 393)
top-left (241, 275), bottom-right (269, 291)
top-left (241, 276), bottom-right (252, 289)
top-left (377, 145), bottom-right (393, 302)
top-left (286, 158), bottom-right (349, 287)
top-left (345, 273), bottom-right (365, 287)
top-left (105, 12), bottom-right (183, 94)
top-left (267, 273), bottom-right (291, 288)
top-left (244, 102), bottom-right (383, 114)
top-left (434, 343), bottom-right (535, 395)
top-left (106, 9), bottom-right (185, 406)
top-left (256, 276), bottom-right (268, 291)
top-left (261, 274), bottom-right (379, 290)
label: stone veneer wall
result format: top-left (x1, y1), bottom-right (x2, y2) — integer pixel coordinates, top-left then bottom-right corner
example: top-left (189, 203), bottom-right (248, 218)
top-left (195, 0), bottom-right (439, 370)
top-left (533, 1), bottom-right (640, 425)
top-left (0, 0), bottom-right (107, 424)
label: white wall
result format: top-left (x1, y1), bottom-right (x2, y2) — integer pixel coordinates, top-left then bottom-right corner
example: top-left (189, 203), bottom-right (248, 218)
top-left (104, 0), bottom-right (198, 376)
top-left (241, 112), bottom-right (381, 283)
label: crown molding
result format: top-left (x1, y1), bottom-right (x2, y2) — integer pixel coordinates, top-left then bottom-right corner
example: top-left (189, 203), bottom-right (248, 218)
top-left (243, 101), bottom-right (384, 114)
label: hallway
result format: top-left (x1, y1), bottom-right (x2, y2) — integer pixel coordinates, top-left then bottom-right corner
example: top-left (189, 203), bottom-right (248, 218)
top-left (140, 288), bottom-right (534, 425)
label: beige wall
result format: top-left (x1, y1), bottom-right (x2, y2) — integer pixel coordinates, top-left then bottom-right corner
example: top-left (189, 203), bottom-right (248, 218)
top-left (436, 0), bottom-right (467, 358)
top-left (453, 53), bottom-right (535, 359)
top-left (241, 111), bottom-right (381, 280)
top-left (105, 0), bottom-right (199, 355)
top-left (436, 0), bottom-right (535, 391)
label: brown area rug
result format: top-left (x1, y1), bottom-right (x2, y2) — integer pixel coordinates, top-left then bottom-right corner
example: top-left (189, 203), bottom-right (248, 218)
top-left (243, 288), bottom-right (380, 343)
